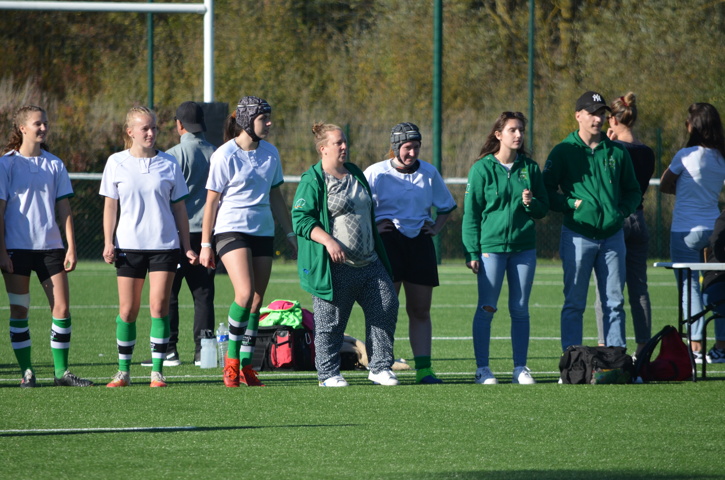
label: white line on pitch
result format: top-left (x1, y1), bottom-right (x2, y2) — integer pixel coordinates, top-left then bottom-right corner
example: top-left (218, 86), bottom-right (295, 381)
top-left (0, 426), bottom-right (197, 434)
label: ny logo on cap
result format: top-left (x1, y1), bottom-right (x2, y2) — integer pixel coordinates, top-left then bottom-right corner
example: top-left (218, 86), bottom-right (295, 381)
top-left (592, 93), bottom-right (602, 102)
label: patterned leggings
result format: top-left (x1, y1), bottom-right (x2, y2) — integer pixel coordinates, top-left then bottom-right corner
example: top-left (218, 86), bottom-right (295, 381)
top-left (312, 259), bottom-right (399, 382)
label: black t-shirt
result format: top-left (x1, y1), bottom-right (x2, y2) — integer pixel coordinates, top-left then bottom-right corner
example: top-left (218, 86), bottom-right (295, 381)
top-left (617, 141), bottom-right (655, 210)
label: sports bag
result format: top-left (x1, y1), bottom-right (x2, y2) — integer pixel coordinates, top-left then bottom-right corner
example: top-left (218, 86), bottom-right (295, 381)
top-left (259, 299), bottom-right (314, 330)
top-left (252, 324), bottom-right (315, 371)
top-left (559, 345), bottom-right (634, 384)
top-left (633, 325), bottom-right (692, 382)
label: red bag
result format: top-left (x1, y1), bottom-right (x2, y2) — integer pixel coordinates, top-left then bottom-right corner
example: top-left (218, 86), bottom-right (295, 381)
top-left (270, 329), bottom-right (295, 369)
top-left (635, 326), bottom-right (692, 382)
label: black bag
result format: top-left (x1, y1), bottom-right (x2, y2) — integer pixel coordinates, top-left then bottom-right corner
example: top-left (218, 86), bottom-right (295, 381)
top-left (559, 345), bottom-right (634, 384)
top-left (252, 325), bottom-right (315, 371)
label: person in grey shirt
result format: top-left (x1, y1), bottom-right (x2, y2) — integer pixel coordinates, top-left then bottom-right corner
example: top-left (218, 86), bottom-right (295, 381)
top-left (143, 101), bottom-right (216, 366)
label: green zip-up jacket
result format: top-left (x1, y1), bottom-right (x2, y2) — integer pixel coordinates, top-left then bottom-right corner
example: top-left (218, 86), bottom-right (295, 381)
top-left (543, 131), bottom-right (641, 240)
top-left (462, 154), bottom-right (549, 261)
top-left (291, 161), bottom-right (392, 301)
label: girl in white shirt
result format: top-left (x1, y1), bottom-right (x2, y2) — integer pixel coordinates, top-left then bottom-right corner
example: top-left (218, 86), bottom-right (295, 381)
top-left (660, 102), bottom-right (725, 362)
top-left (0, 105), bottom-right (92, 388)
top-left (101, 106), bottom-right (198, 388)
top-left (200, 96), bottom-right (296, 387)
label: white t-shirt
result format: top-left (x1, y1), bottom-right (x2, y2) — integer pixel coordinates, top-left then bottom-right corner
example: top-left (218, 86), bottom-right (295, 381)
top-left (364, 159), bottom-right (457, 238)
top-left (0, 150), bottom-right (73, 250)
top-left (206, 139), bottom-right (284, 236)
top-left (100, 150), bottom-right (188, 250)
top-left (669, 146), bottom-right (725, 232)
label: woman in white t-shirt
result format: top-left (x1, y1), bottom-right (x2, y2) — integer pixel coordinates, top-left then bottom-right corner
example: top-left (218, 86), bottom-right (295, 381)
top-left (199, 96), bottom-right (296, 388)
top-left (364, 123), bottom-right (457, 384)
top-left (101, 106), bottom-right (198, 388)
top-left (660, 102), bottom-right (725, 362)
top-left (0, 105), bottom-right (92, 388)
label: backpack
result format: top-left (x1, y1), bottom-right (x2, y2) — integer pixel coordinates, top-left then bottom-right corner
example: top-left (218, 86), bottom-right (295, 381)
top-left (633, 325), bottom-right (692, 382)
top-left (252, 300), bottom-right (316, 371)
top-left (559, 345), bottom-right (634, 384)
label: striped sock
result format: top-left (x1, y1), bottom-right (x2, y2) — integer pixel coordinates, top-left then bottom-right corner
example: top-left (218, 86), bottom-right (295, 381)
top-left (10, 318), bottom-right (32, 373)
top-left (51, 317), bottom-right (72, 378)
top-left (150, 316), bottom-right (170, 373)
top-left (116, 315), bottom-right (136, 372)
top-left (239, 313), bottom-right (260, 367)
top-left (227, 302), bottom-right (250, 361)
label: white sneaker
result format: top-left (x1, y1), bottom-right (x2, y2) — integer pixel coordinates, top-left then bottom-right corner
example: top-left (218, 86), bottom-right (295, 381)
top-left (512, 366), bottom-right (536, 384)
top-left (474, 366), bottom-right (498, 385)
top-left (368, 369), bottom-right (399, 386)
top-left (693, 350), bottom-right (704, 365)
top-left (319, 375), bottom-right (349, 387)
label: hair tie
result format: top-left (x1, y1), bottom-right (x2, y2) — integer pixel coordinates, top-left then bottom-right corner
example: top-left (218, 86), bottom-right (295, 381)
top-left (620, 96), bottom-right (629, 107)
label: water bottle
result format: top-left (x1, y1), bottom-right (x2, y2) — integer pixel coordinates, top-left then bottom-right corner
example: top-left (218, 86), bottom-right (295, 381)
top-left (199, 330), bottom-right (217, 369)
top-left (216, 322), bottom-right (229, 367)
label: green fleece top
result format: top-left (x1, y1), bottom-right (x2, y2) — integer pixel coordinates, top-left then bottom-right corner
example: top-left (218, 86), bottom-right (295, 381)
top-left (291, 161), bottom-right (392, 301)
top-left (543, 131), bottom-right (641, 240)
top-left (462, 154), bottom-right (548, 260)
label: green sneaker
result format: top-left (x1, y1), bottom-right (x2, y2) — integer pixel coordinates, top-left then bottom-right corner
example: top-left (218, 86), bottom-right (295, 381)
top-left (416, 367), bottom-right (443, 384)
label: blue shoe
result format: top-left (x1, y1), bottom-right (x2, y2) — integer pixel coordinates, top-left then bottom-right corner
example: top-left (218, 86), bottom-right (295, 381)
top-left (416, 367), bottom-right (443, 384)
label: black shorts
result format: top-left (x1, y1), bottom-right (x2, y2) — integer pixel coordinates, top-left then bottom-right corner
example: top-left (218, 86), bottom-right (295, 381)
top-left (115, 249), bottom-right (180, 278)
top-left (7, 249), bottom-right (65, 282)
top-left (380, 229), bottom-right (439, 286)
top-left (214, 232), bottom-right (274, 258)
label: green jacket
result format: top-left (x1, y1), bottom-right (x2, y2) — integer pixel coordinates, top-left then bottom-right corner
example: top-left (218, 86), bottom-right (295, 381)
top-left (462, 154), bottom-right (548, 260)
top-left (291, 161), bottom-right (392, 301)
top-left (543, 131), bottom-right (641, 240)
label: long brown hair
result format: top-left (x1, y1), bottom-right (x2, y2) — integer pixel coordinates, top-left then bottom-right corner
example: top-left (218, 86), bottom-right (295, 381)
top-left (4, 105), bottom-right (49, 154)
top-left (223, 111), bottom-right (243, 143)
top-left (477, 111), bottom-right (528, 159)
top-left (686, 102), bottom-right (725, 158)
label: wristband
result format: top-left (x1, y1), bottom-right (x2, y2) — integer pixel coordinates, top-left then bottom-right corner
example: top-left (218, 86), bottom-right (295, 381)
top-left (201, 242), bottom-right (212, 248)
top-left (286, 232), bottom-right (296, 238)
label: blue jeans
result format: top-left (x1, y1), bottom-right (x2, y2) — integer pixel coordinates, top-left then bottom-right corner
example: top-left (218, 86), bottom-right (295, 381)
top-left (472, 249), bottom-right (536, 368)
top-left (670, 230), bottom-right (711, 341)
top-left (701, 283), bottom-right (725, 342)
top-left (595, 209), bottom-right (652, 344)
top-left (560, 226), bottom-right (626, 350)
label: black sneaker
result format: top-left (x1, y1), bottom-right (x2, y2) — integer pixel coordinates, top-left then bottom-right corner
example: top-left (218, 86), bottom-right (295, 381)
top-left (20, 369), bottom-right (36, 388)
top-left (54, 371), bottom-right (94, 387)
top-left (141, 349), bottom-right (181, 367)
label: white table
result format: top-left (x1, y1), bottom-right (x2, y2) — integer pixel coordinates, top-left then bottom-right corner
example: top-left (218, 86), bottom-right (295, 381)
top-left (653, 262), bottom-right (725, 380)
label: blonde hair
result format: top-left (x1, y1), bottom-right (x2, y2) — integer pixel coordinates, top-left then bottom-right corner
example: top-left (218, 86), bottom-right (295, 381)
top-left (609, 92), bottom-right (637, 128)
top-left (123, 106), bottom-right (157, 149)
top-left (4, 105), bottom-right (48, 154)
top-left (312, 122), bottom-right (343, 154)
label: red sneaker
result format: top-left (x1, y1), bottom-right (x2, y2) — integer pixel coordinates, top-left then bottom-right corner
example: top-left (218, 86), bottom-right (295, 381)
top-left (223, 357), bottom-right (240, 387)
top-left (240, 364), bottom-right (265, 387)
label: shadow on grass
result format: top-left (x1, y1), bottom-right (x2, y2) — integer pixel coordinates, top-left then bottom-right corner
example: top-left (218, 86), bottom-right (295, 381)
top-left (0, 423), bottom-right (359, 437)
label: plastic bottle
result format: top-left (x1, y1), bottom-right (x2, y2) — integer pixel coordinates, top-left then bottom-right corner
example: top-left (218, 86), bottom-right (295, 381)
top-left (216, 322), bottom-right (229, 368)
top-left (199, 329), bottom-right (217, 368)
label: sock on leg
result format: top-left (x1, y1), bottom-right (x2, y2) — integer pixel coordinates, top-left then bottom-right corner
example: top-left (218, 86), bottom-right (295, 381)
top-left (51, 317), bottom-right (72, 378)
top-left (116, 315), bottom-right (136, 372)
top-left (227, 302), bottom-right (250, 361)
top-left (150, 316), bottom-right (170, 373)
top-left (240, 313), bottom-right (260, 367)
top-left (10, 318), bottom-right (32, 373)
top-left (414, 355), bottom-right (432, 370)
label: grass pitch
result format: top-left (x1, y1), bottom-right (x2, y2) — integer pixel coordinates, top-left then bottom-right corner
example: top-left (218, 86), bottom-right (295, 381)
top-left (0, 261), bottom-right (722, 479)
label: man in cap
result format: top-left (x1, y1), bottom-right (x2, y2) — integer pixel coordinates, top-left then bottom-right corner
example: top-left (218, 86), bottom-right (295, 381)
top-left (143, 101), bottom-right (217, 366)
top-left (543, 91), bottom-right (641, 352)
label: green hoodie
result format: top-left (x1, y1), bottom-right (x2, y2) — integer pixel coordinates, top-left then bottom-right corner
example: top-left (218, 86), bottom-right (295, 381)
top-left (291, 161), bottom-right (392, 301)
top-left (462, 154), bottom-right (549, 261)
top-left (543, 131), bottom-right (641, 240)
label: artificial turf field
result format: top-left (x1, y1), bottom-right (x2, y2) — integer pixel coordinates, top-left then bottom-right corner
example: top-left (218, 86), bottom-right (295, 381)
top-left (0, 261), bottom-right (723, 479)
